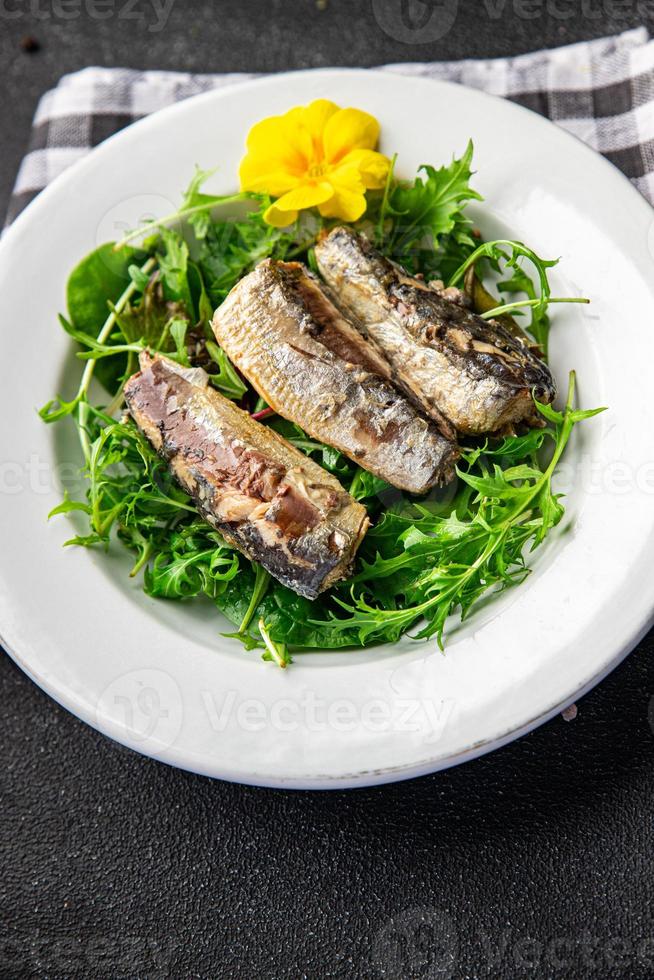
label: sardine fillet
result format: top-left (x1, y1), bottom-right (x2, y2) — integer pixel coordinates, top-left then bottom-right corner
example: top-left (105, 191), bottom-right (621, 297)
top-left (212, 260), bottom-right (458, 494)
top-left (124, 353), bottom-right (369, 599)
top-left (315, 227), bottom-right (557, 436)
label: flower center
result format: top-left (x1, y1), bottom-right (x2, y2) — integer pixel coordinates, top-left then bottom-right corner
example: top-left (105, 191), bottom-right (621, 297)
top-left (307, 163), bottom-right (328, 180)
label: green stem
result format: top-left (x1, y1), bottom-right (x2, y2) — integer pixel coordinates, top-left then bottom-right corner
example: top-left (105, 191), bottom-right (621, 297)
top-left (76, 342), bottom-right (145, 360)
top-left (113, 194), bottom-right (252, 251)
top-left (258, 618), bottom-right (290, 668)
top-left (76, 256), bottom-right (156, 461)
top-left (375, 152), bottom-right (398, 245)
top-left (440, 374), bottom-right (576, 603)
top-left (285, 237), bottom-right (321, 259)
top-left (239, 566), bottom-right (271, 633)
top-left (346, 372), bottom-right (579, 641)
top-left (104, 372), bottom-right (131, 419)
top-left (480, 297), bottom-right (589, 320)
top-left (129, 539), bottom-right (154, 577)
top-left (448, 239), bottom-right (545, 288)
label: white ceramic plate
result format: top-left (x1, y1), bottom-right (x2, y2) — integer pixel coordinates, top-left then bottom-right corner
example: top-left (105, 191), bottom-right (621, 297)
top-left (2, 70), bottom-right (653, 789)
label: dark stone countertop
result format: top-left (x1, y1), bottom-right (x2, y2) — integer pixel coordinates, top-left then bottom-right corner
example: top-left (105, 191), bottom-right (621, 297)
top-left (2, 4), bottom-right (654, 978)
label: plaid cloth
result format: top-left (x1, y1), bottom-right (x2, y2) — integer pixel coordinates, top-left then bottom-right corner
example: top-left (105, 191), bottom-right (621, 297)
top-left (7, 27), bottom-right (654, 225)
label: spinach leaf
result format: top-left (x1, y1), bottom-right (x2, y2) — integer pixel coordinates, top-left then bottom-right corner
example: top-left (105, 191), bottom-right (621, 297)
top-left (67, 243), bottom-right (141, 334)
top-left (65, 243), bottom-right (144, 393)
top-left (43, 150), bottom-right (602, 666)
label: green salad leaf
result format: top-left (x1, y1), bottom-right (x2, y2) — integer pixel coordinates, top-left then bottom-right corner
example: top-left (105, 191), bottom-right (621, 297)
top-left (378, 140), bottom-right (482, 280)
top-left (313, 374), bottom-right (605, 648)
top-left (157, 227), bottom-right (194, 314)
top-left (67, 243), bottom-right (141, 335)
top-left (197, 197), bottom-right (317, 306)
top-left (42, 142), bottom-right (601, 665)
top-left (448, 239), bottom-right (589, 355)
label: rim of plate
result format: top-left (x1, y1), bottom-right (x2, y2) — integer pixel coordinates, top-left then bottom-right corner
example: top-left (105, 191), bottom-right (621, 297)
top-left (1, 68), bottom-right (653, 789)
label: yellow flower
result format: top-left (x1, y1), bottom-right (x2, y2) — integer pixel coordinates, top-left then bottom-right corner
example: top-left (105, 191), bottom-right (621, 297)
top-left (239, 99), bottom-right (391, 227)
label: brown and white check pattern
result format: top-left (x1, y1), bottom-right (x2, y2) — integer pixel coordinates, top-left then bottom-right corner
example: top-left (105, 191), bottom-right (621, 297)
top-left (7, 27), bottom-right (654, 224)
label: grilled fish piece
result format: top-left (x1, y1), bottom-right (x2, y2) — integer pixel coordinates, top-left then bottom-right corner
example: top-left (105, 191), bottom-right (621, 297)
top-left (124, 353), bottom-right (369, 600)
top-left (212, 260), bottom-right (458, 494)
top-left (315, 227), bottom-right (556, 436)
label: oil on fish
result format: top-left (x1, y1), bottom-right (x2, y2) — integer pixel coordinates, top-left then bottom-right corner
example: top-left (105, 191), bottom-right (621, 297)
top-left (212, 259), bottom-right (458, 494)
top-left (315, 226), bottom-right (556, 436)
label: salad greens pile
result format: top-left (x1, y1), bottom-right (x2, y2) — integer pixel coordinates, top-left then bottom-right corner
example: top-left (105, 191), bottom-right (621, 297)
top-left (42, 144), bottom-right (601, 666)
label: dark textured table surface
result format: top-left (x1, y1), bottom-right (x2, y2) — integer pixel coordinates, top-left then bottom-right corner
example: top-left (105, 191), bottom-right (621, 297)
top-left (2, 4), bottom-right (654, 979)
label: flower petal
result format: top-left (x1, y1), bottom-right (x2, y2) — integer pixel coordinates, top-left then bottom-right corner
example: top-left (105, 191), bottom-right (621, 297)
top-left (242, 101), bottom-right (385, 222)
top-left (264, 202), bottom-right (299, 228)
top-left (274, 181), bottom-right (334, 211)
top-left (323, 108), bottom-right (381, 164)
top-left (340, 148), bottom-right (391, 190)
top-left (318, 187), bottom-right (367, 222)
top-left (317, 166), bottom-right (367, 221)
top-left (239, 157), bottom-right (299, 196)
top-left (244, 112), bottom-right (311, 176)
top-left (323, 160), bottom-right (366, 196)
top-left (278, 109), bottom-right (314, 167)
top-left (301, 99), bottom-right (340, 161)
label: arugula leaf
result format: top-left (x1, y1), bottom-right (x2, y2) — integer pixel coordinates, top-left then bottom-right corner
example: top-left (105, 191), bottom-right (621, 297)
top-left (206, 341), bottom-right (248, 400)
top-left (310, 375), bottom-right (606, 649)
top-left (169, 317), bottom-right (191, 366)
top-left (199, 199), bottom-right (323, 306)
top-left (188, 261), bottom-right (214, 333)
top-left (348, 468), bottom-right (392, 503)
top-left (43, 150), bottom-right (602, 665)
top-left (157, 227), bottom-right (194, 315)
top-left (449, 239), bottom-right (566, 354)
top-left (113, 274), bottom-right (186, 349)
top-left (128, 264), bottom-right (151, 292)
top-left (41, 255), bottom-right (157, 434)
top-left (145, 541), bottom-right (239, 599)
top-left (238, 566), bottom-right (271, 633)
top-left (181, 166), bottom-right (220, 239)
top-left (113, 168), bottom-right (252, 251)
top-left (381, 141), bottom-right (482, 278)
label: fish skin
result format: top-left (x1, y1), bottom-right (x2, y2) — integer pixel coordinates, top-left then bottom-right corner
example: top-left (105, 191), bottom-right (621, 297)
top-left (212, 259), bottom-right (458, 494)
top-left (315, 226), bottom-right (557, 436)
top-left (124, 352), bottom-right (369, 600)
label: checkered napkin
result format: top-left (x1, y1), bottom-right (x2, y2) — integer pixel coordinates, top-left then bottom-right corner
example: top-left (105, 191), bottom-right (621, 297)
top-left (8, 27), bottom-right (654, 225)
